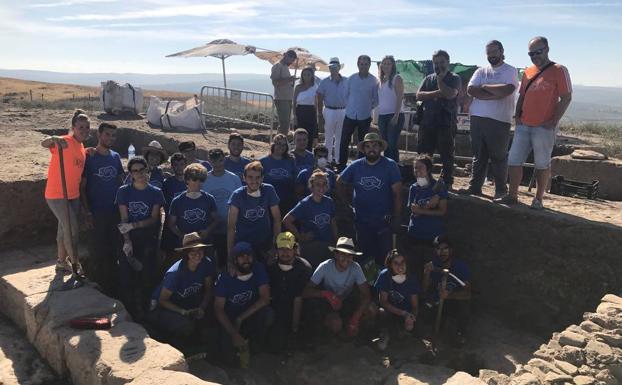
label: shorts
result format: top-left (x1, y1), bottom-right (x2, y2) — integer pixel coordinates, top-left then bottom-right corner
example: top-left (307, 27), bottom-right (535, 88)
top-left (508, 124), bottom-right (556, 170)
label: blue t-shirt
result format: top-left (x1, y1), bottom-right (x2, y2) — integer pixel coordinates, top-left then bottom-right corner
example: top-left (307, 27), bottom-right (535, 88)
top-left (407, 179), bottom-right (448, 240)
top-left (198, 160), bottom-right (212, 172)
top-left (430, 257), bottom-right (470, 302)
top-left (374, 268), bottom-right (420, 312)
top-left (169, 191), bottom-right (217, 235)
top-left (228, 184), bottom-right (280, 244)
top-left (214, 262), bottom-right (269, 319)
top-left (288, 195), bottom-right (335, 242)
top-left (339, 157), bottom-right (401, 224)
top-left (260, 155), bottom-right (296, 203)
top-left (292, 150), bottom-right (314, 175)
top-left (202, 170), bottom-right (242, 234)
top-left (224, 156), bottom-right (251, 181)
top-left (296, 168), bottom-right (336, 196)
top-left (162, 176), bottom-right (187, 211)
top-left (115, 184), bottom-right (165, 223)
top-left (124, 166), bottom-right (165, 189)
top-left (161, 257), bottom-right (215, 310)
top-left (82, 150), bottom-right (124, 214)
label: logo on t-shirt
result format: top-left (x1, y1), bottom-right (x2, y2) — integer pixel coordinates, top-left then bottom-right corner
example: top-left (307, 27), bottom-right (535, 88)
top-left (389, 289), bottom-right (405, 305)
top-left (244, 206), bottom-right (266, 221)
top-left (231, 290), bottom-right (253, 305)
top-left (358, 176), bottom-right (383, 190)
top-left (95, 165), bottom-right (118, 182)
top-left (178, 282), bottom-right (203, 298)
top-left (312, 213), bottom-right (331, 228)
top-left (183, 208), bottom-right (207, 224)
top-left (268, 168), bottom-right (289, 178)
top-left (128, 201), bottom-right (149, 218)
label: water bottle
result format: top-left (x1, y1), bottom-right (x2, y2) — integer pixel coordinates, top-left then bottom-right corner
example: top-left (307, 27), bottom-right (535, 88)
top-left (128, 144), bottom-right (135, 160)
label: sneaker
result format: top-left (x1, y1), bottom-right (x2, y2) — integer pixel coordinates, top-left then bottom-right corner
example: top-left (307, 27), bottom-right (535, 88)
top-left (493, 194), bottom-right (518, 205)
top-left (493, 191), bottom-right (508, 200)
top-left (457, 187), bottom-right (482, 196)
top-left (55, 259), bottom-right (71, 273)
top-left (530, 198), bottom-right (544, 210)
top-left (376, 330), bottom-right (390, 351)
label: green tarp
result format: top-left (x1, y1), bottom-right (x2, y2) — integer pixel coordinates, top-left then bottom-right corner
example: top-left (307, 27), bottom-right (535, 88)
top-left (396, 60), bottom-right (479, 94)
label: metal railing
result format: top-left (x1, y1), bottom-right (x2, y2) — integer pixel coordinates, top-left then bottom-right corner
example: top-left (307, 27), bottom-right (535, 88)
top-left (199, 86), bottom-right (275, 137)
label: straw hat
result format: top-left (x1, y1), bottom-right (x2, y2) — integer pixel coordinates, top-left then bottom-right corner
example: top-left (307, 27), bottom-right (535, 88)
top-left (174, 232), bottom-right (211, 251)
top-left (142, 140), bottom-right (167, 164)
top-left (356, 132), bottom-right (388, 153)
top-left (328, 237), bottom-right (362, 255)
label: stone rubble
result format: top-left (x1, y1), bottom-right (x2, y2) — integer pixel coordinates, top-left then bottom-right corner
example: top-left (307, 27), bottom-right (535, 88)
top-left (480, 294), bottom-right (622, 385)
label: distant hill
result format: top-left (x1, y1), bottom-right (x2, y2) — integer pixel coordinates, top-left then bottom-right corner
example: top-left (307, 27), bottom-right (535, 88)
top-left (1, 69), bottom-right (621, 122)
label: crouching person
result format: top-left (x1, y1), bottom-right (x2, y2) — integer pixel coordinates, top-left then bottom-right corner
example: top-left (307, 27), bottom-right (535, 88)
top-left (116, 156), bottom-right (165, 319)
top-left (148, 233), bottom-right (214, 349)
top-left (374, 250), bottom-right (420, 351)
top-left (267, 232), bottom-right (312, 351)
top-left (302, 237), bottom-right (375, 339)
top-left (214, 242), bottom-right (273, 367)
top-left (422, 235), bottom-right (471, 345)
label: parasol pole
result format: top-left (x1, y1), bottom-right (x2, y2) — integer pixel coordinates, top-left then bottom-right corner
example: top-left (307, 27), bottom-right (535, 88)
top-left (221, 56), bottom-right (227, 89)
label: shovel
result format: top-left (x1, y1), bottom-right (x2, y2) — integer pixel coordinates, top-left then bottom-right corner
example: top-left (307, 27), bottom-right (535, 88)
top-left (57, 142), bottom-right (86, 290)
top-left (420, 268), bottom-right (449, 363)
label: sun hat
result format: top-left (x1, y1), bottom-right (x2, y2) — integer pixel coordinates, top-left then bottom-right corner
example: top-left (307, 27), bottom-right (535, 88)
top-left (276, 232), bottom-right (296, 249)
top-left (142, 140), bottom-right (167, 164)
top-left (328, 57), bottom-right (341, 69)
top-left (328, 237), bottom-right (362, 255)
top-left (174, 232), bottom-right (211, 251)
top-left (356, 132), bottom-right (388, 153)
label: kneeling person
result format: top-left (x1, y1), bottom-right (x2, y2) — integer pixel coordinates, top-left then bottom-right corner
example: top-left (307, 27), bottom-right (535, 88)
top-left (302, 237), bottom-right (373, 337)
top-left (149, 233), bottom-right (214, 348)
top-left (267, 232), bottom-right (312, 350)
top-left (214, 242), bottom-right (272, 366)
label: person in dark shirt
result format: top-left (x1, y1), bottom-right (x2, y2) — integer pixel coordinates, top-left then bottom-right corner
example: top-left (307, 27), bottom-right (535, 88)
top-left (80, 122), bottom-right (124, 295)
top-left (214, 242), bottom-right (272, 366)
top-left (422, 235), bottom-right (471, 345)
top-left (160, 153), bottom-right (188, 258)
top-left (260, 134), bottom-right (296, 213)
top-left (416, 50), bottom-right (462, 189)
top-left (267, 232), bottom-right (311, 350)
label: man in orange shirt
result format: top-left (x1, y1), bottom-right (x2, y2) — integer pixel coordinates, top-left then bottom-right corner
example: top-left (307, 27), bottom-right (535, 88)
top-left (497, 36), bottom-right (572, 210)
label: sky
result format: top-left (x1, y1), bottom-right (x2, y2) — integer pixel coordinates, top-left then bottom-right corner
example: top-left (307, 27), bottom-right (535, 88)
top-left (1, 0), bottom-right (621, 87)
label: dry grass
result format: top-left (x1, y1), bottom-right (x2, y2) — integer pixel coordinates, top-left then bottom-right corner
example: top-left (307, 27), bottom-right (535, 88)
top-left (560, 121), bottom-right (622, 158)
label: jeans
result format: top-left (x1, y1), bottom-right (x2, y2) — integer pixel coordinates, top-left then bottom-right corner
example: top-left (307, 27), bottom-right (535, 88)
top-left (469, 116), bottom-right (511, 194)
top-left (417, 123), bottom-right (456, 185)
top-left (378, 113), bottom-right (405, 163)
top-left (87, 211), bottom-right (120, 296)
top-left (339, 116), bottom-right (371, 166)
top-left (119, 226), bottom-right (158, 315)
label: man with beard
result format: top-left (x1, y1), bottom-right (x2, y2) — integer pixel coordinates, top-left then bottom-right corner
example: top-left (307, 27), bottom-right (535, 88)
top-left (422, 235), bottom-right (471, 345)
top-left (214, 241), bottom-right (272, 366)
top-left (266, 232), bottom-right (311, 350)
top-left (416, 50), bottom-right (461, 190)
top-left (459, 40), bottom-right (518, 199)
top-left (80, 123), bottom-right (125, 295)
top-left (338, 55), bottom-right (379, 171)
top-left (271, 49), bottom-right (298, 135)
top-left (224, 133), bottom-right (251, 182)
top-left (337, 133), bottom-right (402, 276)
top-left (500, 36), bottom-right (572, 210)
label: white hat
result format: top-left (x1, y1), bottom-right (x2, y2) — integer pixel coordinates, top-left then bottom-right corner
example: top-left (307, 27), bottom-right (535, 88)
top-left (328, 237), bottom-right (362, 255)
top-left (328, 57), bottom-right (341, 68)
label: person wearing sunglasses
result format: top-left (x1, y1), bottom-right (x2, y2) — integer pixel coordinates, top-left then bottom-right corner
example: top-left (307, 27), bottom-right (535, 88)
top-left (168, 163), bottom-right (220, 252)
top-left (499, 36), bottom-right (572, 210)
top-left (115, 156), bottom-right (166, 320)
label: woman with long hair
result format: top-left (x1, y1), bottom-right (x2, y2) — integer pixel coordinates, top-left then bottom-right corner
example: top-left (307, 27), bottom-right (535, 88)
top-left (42, 109), bottom-right (90, 273)
top-left (378, 55), bottom-right (405, 162)
top-left (293, 66), bottom-right (319, 150)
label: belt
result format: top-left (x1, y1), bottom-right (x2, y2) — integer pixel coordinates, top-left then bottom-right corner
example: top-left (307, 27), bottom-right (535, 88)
top-left (324, 105), bottom-right (345, 110)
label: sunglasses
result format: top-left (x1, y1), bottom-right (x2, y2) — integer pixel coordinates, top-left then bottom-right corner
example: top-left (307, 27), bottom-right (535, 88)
top-left (130, 167), bottom-right (148, 174)
top-left (528, 48), bottom-right (546, 57)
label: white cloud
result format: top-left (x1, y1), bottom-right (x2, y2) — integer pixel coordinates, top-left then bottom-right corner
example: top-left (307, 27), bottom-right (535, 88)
top-left (27, 0), bottom-right (118, 7)
top-left (49, 2), bottom-right (258, 21)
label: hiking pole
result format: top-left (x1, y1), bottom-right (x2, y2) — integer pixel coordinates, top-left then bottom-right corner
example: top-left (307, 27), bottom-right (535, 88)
top-left (57, 143), bottom-right (85, 290)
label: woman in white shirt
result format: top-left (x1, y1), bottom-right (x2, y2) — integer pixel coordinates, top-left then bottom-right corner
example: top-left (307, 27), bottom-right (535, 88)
top-left (378, 56), bottom-right (405, 162)
top-left (293, 67), bottom-right (319, 150)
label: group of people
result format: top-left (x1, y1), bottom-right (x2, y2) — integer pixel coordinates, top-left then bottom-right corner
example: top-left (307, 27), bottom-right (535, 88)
top-left (42, 34), bottom-right (571, 366)
top-left (273, 36), bottom-right (572, 209)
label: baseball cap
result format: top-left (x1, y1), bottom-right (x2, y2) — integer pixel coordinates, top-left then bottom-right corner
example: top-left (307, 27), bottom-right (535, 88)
top-left (276, 232), bottom-right (296, 249)
top-left (232, 241), bottom-right (253, 256)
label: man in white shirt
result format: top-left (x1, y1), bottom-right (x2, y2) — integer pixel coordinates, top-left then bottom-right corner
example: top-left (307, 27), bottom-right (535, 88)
top-left (461, 40), bottom-right (518, 199)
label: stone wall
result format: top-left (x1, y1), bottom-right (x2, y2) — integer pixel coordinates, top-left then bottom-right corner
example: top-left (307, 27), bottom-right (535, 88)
top-left (551, 155), bottom-right (622, 201)
top-left (480, 294), bottom-right (622, 385)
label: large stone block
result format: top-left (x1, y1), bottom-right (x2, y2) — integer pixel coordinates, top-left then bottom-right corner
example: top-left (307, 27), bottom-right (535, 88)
top-left (64, 322), bottom-right (188, 385)
top-left (129, 369), bottom-right (219, 385)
